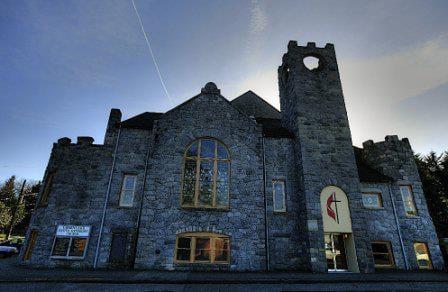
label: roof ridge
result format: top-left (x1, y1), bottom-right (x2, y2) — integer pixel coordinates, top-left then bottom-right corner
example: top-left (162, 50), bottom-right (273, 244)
top-left (232, 90), bottom-right (281, 114)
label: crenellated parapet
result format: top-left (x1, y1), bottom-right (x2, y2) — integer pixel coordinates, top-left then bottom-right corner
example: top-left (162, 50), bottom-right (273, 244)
top-left (361, 135), bottom-right (416, 181)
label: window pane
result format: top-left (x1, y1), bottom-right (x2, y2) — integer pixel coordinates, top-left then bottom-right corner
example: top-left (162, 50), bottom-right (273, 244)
top-left (400, 186), bottom-right (417, 215)
top-left (177, 249), bottom-right (191, 261)
top-left (176, 237), bottom-right (191, 261)
top-left (217, 162), bottom-right (229, 182)
top-left (362, 193), bottom-right (381, 208)
top-left (273, 181), bottom-right (285, 211)
top-left (52, 237), bottom-right (70, 256)
top-left (214, 238), bottom-right (229, 262)
top-left (373, 253), bottom-right (392, 266)
top-left (182, 160), bottom-right (197, 206)
top-left (186, 141), bottom-right (199, 158)
top-left (414, 243), bottom-right (432, 269)
top-left (68, 238), bottom-right (87, 257)
top-left (195, 237), bottom-right (211, 261)
top-left (198, 161), bottom-right (213, 207)
top-left (123, 175), bottom-right (136, 190)
top-left (200, 139), bottom-right (215, 158)
top-left (372, 243), bottom-right (389, 254)
top-left (120, 190), bottom-right (134, 206)
top-left (217, 143), bottom-right (229, 159)
top-left (216, 162), bottom-right (229, 208)
top-left (216, 181), bottom-right (229, 208)
top-left (177, 237), bottom-right (191, 249)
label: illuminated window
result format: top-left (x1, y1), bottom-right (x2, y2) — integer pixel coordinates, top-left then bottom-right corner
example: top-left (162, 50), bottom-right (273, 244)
top-left (372, 241), bottom-right (395, 268)
top-left (272, 180), bottom-right (286, 212)
top-left (400, 185), bottom-right (418, 216)
top-left (39, 172), bottom-right (54, 206)
top-left (181, 138), bottom-right (230, 209)
top-left (414, 242), bottom-right (432, 269)
top-left (51, 225), bottom-right (90, 260)
top-left (23, 230), bottom-right (38, 261)
top-left (174, 233), bottom-right (230, 264)
top-left (362, 192), bottom-right (383, 209)
top-left (119, 174), bottom-right (137, 207)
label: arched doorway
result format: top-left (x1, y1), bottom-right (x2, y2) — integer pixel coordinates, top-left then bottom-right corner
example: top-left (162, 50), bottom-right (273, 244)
top-left (320, 186), bottom-right (359, 272)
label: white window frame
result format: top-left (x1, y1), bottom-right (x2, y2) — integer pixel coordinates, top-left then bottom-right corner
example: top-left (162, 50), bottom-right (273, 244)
top-left (399, 185), bottom-right (418, 217)
top-left (50, 225), bottom-right (90, 260)
top-left (119, 174), bottom-right (137, 207)
top-left (272, 180), bottom-right (286, 212)
top-left (362, 192), bottom-right (383, 209)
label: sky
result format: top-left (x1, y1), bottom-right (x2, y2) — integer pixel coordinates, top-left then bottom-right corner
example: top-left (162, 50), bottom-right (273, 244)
top-left (1, 0), bottom-right (447, 181)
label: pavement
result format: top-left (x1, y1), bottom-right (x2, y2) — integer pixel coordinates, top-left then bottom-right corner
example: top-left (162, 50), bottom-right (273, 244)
top-left (1, 255), bottom-right (448, 291)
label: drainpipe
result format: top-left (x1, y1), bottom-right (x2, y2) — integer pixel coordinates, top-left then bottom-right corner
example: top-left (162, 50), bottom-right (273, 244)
top-left (388, 183), bottom-right (409, 270)
top-left (131, 131), bottom-right (157, 267)
top-left (261, 135), bottom-right (270, 271)
top-left (93, 125), bottom-right (121, 269)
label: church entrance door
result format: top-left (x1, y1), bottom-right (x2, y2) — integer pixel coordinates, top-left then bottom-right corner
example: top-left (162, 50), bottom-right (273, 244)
top-left (320, 186), bottom-right (359, 273)
top-left (325, 233), bottom-right (348, 271)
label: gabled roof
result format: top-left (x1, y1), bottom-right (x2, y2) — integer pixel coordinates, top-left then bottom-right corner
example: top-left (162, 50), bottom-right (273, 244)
top-left (353, 147), bottom-right (393, 183)
top-left (231, 91), bottom-right (281, 119)
top-left (256, 118), bottom-right (294, 138)
top-left (121, 112), bottom-right (164, 130)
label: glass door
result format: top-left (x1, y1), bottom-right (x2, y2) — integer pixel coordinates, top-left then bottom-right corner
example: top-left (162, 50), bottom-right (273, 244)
top-left (325, 233), bottom-right (348, 271)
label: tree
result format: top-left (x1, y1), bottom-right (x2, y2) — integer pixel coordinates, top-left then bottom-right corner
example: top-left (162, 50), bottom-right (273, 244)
top-left (0, 176), bottom-right (40, 236)
top-left (0, 176), bottom-right (18, 232)
top-left (415, 151), bottom-right (448, 238)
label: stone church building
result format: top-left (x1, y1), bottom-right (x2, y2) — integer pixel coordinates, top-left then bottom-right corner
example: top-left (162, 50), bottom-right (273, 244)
top-left (20, 41), bottom-right (444, 272)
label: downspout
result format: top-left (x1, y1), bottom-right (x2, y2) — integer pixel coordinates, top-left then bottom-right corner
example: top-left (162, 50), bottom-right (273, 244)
top-left (132, 130), bottom-right (157, 267)
top-left (94, 125), bottom-right (121, 269)
top-left (261, 135), bottom-right (270, 271)
top-left (388, 183), bottom-right (409, 270)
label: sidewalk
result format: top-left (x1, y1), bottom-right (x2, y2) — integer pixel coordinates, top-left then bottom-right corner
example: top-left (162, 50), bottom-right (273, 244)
top-left (1, 256), bottom-right (448, 284)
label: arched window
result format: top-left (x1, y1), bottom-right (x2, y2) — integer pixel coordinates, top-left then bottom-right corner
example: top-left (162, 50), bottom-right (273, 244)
top-left (181, 138), bottom-right (230, 209)
top-left (174, 232), bottom-right (230, 264)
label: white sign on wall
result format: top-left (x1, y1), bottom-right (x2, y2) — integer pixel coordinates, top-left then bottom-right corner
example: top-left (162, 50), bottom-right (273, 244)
top-left (56, 225), bottom-right (90, 237)
top-left (320, 186), bottom-right (353, 233)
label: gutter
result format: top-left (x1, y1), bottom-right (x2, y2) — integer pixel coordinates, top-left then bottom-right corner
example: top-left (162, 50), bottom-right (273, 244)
top-left (261, 135), bottom-right (270, 271)
top-left (93, 125), bottom-right (121, 269)
top-left (388, 183), bottom-right (409, 270)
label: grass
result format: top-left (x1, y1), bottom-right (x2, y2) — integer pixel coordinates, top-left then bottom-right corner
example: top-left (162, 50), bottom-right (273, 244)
top-left (0, 233), bottom-right (25, 243)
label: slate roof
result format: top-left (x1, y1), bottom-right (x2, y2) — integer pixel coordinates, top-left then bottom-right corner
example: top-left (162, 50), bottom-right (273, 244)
top-left (353, 146), bottom-right (393, 183)
top-left (255, 118), bottom-right (294, 138)
top-left (121, 112), bottom-right (164, 130)
top-left (231, 91), bottom-right (282, 119)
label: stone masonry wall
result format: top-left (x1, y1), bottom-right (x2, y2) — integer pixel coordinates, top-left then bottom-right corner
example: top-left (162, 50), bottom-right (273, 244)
top-left (279, 41), bottom-right (374, 272)
top-left (360, 182), bottom-right (407, 270)
top-left (362, 136), bottom-right (444, 270)
top-left (134, 84), bottom-right (267, 271)
top-left (264, 137), bottom-right (306, 270)
top-left (19, 138), bottom-right (113, 268)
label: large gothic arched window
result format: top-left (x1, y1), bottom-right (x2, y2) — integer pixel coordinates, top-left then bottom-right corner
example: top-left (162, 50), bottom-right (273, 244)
top-left (181, 138), bottom-right (230, 209)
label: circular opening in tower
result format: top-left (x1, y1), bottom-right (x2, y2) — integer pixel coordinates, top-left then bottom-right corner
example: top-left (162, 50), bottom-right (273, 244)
top-left (303, 56), bottom-right (321, 71)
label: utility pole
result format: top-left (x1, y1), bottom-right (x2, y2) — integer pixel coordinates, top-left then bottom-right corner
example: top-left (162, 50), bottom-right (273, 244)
top-left (7, 180), bottom-right (26, 240)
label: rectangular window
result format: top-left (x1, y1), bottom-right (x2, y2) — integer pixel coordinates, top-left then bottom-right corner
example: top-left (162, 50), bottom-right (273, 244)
top-left (371, 241), bottom-right (395, 268)
top-left (362, 192), bottom-right (383, 209)
top-left (175, 233), bottom-right (230, 264)
top-left (51, 225), bottom-right (90, 259)
top-left (23, 230), bottom-right (38, 261)
top-left (272, 180), bottom-right (286, 212)
top-left (119, 175), bottom-right (137, 207)
top-left (39, 173), bottom-right (54, 206)
top-left (414, 242), bottom-right (432, 269)
top-left (400, 185), bottom-right (418, 216)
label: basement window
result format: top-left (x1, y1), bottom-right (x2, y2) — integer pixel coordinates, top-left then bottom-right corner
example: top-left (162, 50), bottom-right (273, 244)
top-left (51, 225), bottom-right (90, 260)
top-left (174, 232), bottom-right (230, 264)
